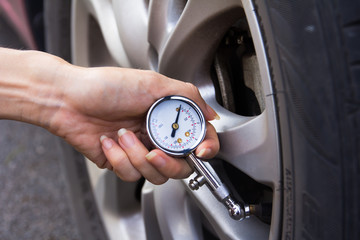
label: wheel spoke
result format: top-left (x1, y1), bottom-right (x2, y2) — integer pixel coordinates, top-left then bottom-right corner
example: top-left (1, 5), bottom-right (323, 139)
top-left (147, 0), bottom-right (178, 56)
top-left (86, 162), bottom-right (146, 240)
top-left (73, 0), bottom-right (131, 67)
top-left (142, 180), bottom-right (202, 240)
top-left (157, 0), bottom-right (243, 80)
top-left (211, 109), bottom-right (280, 185)
top-left (112, 0), bottom-right (150, 68)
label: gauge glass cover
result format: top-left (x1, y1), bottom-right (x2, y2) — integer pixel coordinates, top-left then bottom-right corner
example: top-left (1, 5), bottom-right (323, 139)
top-left (146, 96), bottom-right (206, 156)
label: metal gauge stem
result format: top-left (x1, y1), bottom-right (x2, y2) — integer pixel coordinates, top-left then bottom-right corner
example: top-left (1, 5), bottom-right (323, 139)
top-left (146, 95), bottom-right (249, 221)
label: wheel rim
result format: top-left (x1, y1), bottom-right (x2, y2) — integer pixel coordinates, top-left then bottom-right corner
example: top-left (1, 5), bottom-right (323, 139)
top-left (71, 0), bottom-right (281, 239)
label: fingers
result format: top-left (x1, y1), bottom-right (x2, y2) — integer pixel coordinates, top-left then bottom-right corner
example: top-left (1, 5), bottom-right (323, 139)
top-left (117, 129), bottom-right (168, 185)
top-left (171, 81), bottom-right (220, 121)
top-left (100, 124), bottom-right (219, 184)
top-left (182, 82), bottom-right (220, 122)
top-left (151, 73), bottom-right (219, 121)
top-left (100, 135), bottom-right (142, 181)
top-left (100, 129), bottom-right (195, 184)
top-left (195, 122), bottom-right (220, 159)
top-left (145, 149), bottom-right (193, 179)
top-left (145, 123), bottom-right (219, 177)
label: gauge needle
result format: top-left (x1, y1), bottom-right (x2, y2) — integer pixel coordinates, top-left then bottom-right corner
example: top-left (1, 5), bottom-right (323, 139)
top-left (171, 105), bottom-right (181, 137)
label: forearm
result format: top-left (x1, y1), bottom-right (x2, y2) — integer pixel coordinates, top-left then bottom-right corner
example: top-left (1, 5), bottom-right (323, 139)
top-left (0, 47), bottom-right (70, 128)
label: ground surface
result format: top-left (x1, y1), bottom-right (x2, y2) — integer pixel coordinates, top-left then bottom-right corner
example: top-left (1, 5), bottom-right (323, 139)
top-left (0, 15), bottom-right (80, 240)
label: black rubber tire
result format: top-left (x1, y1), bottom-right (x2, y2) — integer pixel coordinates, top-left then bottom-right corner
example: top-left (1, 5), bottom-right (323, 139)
top-left (254, 0), bottom-right (360, 239)
top-left (44, 1), bottom-right (109, 240)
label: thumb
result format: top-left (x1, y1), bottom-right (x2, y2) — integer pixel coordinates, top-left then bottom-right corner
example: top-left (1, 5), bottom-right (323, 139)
top-left (176, 81), bottom-right (220, 121)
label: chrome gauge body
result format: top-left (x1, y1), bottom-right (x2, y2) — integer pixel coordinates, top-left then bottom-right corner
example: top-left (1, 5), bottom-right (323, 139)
top-left (146, 95), bottom-right (206, 157)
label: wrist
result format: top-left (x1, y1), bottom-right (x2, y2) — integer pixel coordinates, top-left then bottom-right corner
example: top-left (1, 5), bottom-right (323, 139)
top-left (0, 48), bottom-right (71, 130)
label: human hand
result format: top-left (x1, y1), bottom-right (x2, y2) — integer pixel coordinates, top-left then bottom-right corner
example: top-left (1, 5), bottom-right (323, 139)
top-left (50, 66), bottom-right (220, 185)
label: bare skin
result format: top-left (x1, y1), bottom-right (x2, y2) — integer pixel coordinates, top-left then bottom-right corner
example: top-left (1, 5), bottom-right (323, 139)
top-left (0, 48), bottom-right (220, 185)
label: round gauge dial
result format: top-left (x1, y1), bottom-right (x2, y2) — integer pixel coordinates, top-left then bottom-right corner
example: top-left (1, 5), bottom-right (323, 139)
top-left (146, 95), bottom-right (206, 156)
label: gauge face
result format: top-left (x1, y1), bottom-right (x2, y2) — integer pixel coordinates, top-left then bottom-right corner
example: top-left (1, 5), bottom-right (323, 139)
top-left (146, 96), bottom-right (206, 156)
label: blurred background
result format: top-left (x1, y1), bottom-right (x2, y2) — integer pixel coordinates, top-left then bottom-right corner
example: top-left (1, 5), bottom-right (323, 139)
top-left (0, 1), bottom-right (80, 239)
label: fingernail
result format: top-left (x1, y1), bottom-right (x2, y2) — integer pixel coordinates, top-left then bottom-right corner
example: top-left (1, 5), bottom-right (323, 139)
top-left (145, 151), bottom-right (157, 160)
top-left (118, 128), bottom-right (135, 148)
top-left (196, 148), bottom-right (211, 158)
top-left (146, 151), bottom-right (166, 168)
top-left (117, 128), bottom-right (127, 137)
top-left (100, 135), bottom-right (113, 150)
top-left (206, 104), bottom-right (220, 120)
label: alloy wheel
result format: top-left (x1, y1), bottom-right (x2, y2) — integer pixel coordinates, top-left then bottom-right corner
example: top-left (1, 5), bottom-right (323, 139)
top-left (71, 0), bottom-right (281, 239)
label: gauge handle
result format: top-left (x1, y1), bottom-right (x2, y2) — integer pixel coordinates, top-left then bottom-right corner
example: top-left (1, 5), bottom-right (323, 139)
top-left (186, 152), bottom-right (249, 220)
top-left (186, 152), bottom-right (220, 190)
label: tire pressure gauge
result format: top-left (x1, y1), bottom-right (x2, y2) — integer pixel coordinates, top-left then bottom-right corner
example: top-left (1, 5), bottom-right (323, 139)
top-left (146, 95), bottom-right (206, 156)
top-left (146, 95), bottom-right (249, 221)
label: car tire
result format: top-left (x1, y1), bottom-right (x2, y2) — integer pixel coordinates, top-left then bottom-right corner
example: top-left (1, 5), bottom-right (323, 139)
top-left (254, 0), bottom-right (360, 239)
